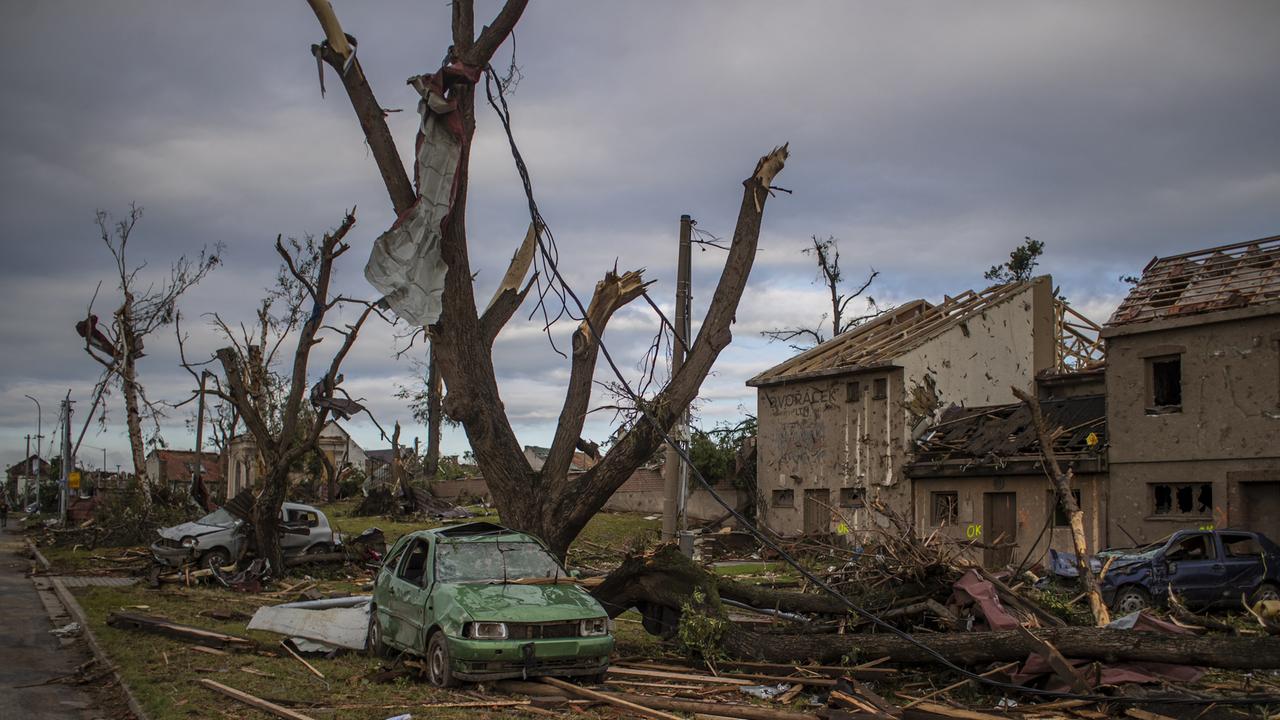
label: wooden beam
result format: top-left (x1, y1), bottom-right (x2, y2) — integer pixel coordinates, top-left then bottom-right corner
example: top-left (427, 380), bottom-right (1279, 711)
top-left (539, 677), bottom-right (682, 720)
top-left (197, 678), bottom-right (316, 720)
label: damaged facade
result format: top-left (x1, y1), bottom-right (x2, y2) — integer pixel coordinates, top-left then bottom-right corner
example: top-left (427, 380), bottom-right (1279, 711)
top-left (907, 372), bottom-right (1108, 566)
top-left (749, 276), bottom-right (1060, 536)
top-left (1103, 235), bottom-right (1280, 544)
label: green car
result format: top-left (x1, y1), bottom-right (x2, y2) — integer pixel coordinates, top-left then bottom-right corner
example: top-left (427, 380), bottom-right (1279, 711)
top-left (368, 522), bottom-right (614, 686)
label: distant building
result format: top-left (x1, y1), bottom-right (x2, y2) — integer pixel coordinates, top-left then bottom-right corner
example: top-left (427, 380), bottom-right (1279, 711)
top-left (224, 422), bottom-right (367, 498)
top-left (749, 275), bottom-right (1111, 539)
top-left (1102, 235), bottom-right (1280, 543)
top-left (5, 454), bottom-right (50, 504)
top-left (144, 449), bottom-right (222, 495)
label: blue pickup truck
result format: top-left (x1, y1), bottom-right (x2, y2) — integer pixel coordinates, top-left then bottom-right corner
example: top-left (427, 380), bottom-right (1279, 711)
top-left (1087, 529), bottom-right (1280, 614)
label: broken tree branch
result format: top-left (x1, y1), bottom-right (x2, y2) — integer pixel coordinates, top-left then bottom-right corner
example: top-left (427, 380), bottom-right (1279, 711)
top-left (1011, 385), bottom-right (1110, 626)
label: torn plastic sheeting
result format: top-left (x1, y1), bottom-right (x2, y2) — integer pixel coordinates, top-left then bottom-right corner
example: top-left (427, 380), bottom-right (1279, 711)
top-left (247, 602), bottom-right (370, 650)
top-left (364, 71), bottom-right (464, 326)
top-left (950, 568), bottom-right (1020, 631)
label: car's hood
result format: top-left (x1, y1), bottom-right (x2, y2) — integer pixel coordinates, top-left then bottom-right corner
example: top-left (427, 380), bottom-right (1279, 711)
top-left (158, 521), bottom-right (233, 541)
top-left (447, 582), bottom-right (606, 623)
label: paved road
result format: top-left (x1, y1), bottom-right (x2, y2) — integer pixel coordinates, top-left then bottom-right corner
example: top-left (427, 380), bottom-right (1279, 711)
top-left (0, 528), bottom-right (114, 719)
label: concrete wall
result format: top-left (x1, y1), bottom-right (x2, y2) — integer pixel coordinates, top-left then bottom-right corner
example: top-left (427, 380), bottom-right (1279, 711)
top-left (911, 473), bottom-right (1107, 566)
top-left (431, 477), bottom-right (491, 503)
top-left (1105, 306), bottom-right (1280, 544)
top-left (755, 278), bottom-right (1056, 536)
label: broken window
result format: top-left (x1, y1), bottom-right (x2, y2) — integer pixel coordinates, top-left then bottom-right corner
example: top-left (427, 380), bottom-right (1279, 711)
top-left (772, 489), bottom-right (795, 508)
top-left (873, 378), bottom-right (888, 400)
top-left (397, 539), bottom-right (431, 586)
top-left (839, 487), bottom-right (866, 508)
top-left (1147, 355), bottom-right (1182, 413)
top-left (1151, 482), bottom-right (1212, 516)
top-left (845, 381), bottom-right (861, 402)
top-left (1166, 533), bottom-right (1215, 561)
top-left (1050, 489), bottom-right (1082, 527)
top-left (931, 491), bottom-right (959, 526)
top-left (1222, 534), bottom-right (1263, 558)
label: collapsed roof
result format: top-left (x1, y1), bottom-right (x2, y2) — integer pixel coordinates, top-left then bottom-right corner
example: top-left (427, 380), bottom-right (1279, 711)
top-left (908, 395), bottom-right (1106, 476)
top-left (1109, 234), bottom-right (1280, 327)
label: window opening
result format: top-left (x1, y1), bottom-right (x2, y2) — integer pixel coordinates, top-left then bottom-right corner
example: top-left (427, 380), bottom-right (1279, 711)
top-left (873, 378), bottom-right (888, 400)
top-left (1149, 355), bottom-right (1182, 411)
top-left (931, 491), bottom-right (958, 526)
top-left (1151, 483), bottom-right (1212, 516)
top-left (771, 489), bottom-right (795, 508)
top-left (1050, 489), bottom-right (1082, 527)
top-left (839, 487), bottom-right (866, 508)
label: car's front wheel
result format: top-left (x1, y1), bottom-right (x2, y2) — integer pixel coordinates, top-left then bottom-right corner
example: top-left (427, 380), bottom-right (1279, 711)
top-left (426, 631), bottom-right (459, 687)
top-left (201, 548), bottom-right (231, 572)
top-left (366, 607), bottom-right (387, 658)
top-left (1250, 582), bottom-right (1280, 605)
top-left (1112, 585), bottom-right (1152, 615)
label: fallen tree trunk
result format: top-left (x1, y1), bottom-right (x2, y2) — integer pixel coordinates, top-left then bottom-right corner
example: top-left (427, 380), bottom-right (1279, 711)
top-left (592, 546), bottom-right (1280, 671)
top-left (721, 624), bottom-right (1280, 670)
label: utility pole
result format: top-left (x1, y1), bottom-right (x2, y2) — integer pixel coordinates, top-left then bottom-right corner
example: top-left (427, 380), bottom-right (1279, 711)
top-left (59, 394), bottom-right (73, 527)
top-left (662, 214), bottom-right (693, 543)
top-left (193, 370), bottom-right (209, 507)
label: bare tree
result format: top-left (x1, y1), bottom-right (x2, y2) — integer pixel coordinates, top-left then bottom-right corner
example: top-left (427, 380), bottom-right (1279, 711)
top-left (307, 0), bottom-right (788, 558)
top-left (761, 235), bottom-right (879, 351)
top-left (180, 211), bottom-right (383, 569)
top-left (79, 204), bottom-right (221, 490)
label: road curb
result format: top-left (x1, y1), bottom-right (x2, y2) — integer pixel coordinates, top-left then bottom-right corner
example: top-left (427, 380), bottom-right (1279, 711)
top-left (26, 538), bottom-right (152, 720)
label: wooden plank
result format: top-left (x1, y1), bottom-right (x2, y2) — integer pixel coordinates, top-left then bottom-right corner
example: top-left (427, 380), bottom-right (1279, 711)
top-left (609, 667), bottom-right (755, 685)
top-left (1124, 710), bottom-right (1180, 720)
top-left (540, 677), bottom-right (682, 720)
top-left (107, 612), bottom-right (255, 650)
top-left (903, 702), bottom-right (1008, 720)
top-left (197, 678), bottom-right (316, 720)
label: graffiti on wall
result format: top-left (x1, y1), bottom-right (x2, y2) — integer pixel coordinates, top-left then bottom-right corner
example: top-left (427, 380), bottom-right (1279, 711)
top-left (764, 386), bottom-right (836, 419)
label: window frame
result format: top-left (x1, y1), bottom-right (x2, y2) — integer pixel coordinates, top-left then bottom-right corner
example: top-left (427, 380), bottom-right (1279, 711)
top-left (1149, 482), bottom-right (1213, 519)
top-left (930, 491), bottom-right (959, 526)
top-left (771, 488), bottom-right (795, 508)
top-left (396, 538), bottom-right (433, 587)
top-left (872, 377), bottom-right (888, 400)
top-left (1145, 353), bottom-right (1183, 414)
top-left (839, 486), bottom-right (866, 509)
top-left (1049, 489), bottom-right (1083, 527)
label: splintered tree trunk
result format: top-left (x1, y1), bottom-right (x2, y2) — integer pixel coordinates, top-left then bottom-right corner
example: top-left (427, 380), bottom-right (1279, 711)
top-left (121, 351), bottom-right (150, 493)
top-left (1012, 387), bottom-right (1109, 626)
top-left (252, 465), bottom-right (289, 572)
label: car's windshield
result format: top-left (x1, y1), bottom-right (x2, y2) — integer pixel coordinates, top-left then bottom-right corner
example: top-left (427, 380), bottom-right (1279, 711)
top-left (436, 541), bottom-right (563, 583)
top-left (195, 508), bottom-right (239, 528)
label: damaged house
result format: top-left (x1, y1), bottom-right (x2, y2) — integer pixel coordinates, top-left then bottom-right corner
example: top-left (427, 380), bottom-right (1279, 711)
top-left (906, 374), bottom-right (1107, 568)
top-left (749, 276), bottom-right (1083, 536)
top-left (1103, 235), bottom-right (1280, 543)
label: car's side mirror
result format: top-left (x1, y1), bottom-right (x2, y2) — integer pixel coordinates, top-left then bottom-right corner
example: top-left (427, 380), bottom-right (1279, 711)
top-left (569, 569), bottom-right (581, 579)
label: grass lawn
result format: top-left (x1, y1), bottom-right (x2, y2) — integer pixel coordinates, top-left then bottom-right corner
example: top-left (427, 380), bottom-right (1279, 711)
top-left (56, 506), bottom-right (670, 719)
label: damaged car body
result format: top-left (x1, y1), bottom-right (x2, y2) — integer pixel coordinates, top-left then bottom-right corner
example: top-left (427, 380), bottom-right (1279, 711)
top-left (151, 502), bottom-right (336, 570)
top-left (1058, 529), bottom-right (1280, 614)
top-left (369, 522), bottom-right (613, 686)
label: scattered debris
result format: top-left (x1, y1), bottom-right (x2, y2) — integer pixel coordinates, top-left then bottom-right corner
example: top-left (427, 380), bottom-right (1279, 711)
top-left (49, 622), bottom-right (82, 638)
top-left (106, 612), bottom-right (255, 651)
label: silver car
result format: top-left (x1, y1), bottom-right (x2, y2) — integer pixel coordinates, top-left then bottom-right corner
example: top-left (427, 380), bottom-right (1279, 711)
top-left (150, 502), bottom-right (337, 570)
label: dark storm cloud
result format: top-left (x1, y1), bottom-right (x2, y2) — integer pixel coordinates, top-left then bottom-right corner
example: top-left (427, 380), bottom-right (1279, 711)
top-left (2, 1), bottom-right (1278, 465)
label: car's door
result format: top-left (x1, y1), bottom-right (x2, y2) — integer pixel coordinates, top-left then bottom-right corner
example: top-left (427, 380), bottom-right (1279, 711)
top-left (279, 507), bottom-right (317, 554)
top-left (1164, 532), bottom-right (1222, 606)
top-left (386, 538), bottom-right (433, 649)
top-left (373, 536), bottom-right (411, 647)
top-left (1218, 532), bottom-right (1266, 602)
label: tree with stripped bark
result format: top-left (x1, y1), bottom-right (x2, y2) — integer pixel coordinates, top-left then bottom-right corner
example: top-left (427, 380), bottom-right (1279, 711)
top-left (761, 234), bottom-right (880, 351)
top-left (306, 0), bottom-right (788, 558)
top-left (79, 205), bottom-right (221, 493)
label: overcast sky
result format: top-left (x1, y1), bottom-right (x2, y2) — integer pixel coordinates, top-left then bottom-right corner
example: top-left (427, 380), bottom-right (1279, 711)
top-left (2, 1), bottom-right (1278, 471)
